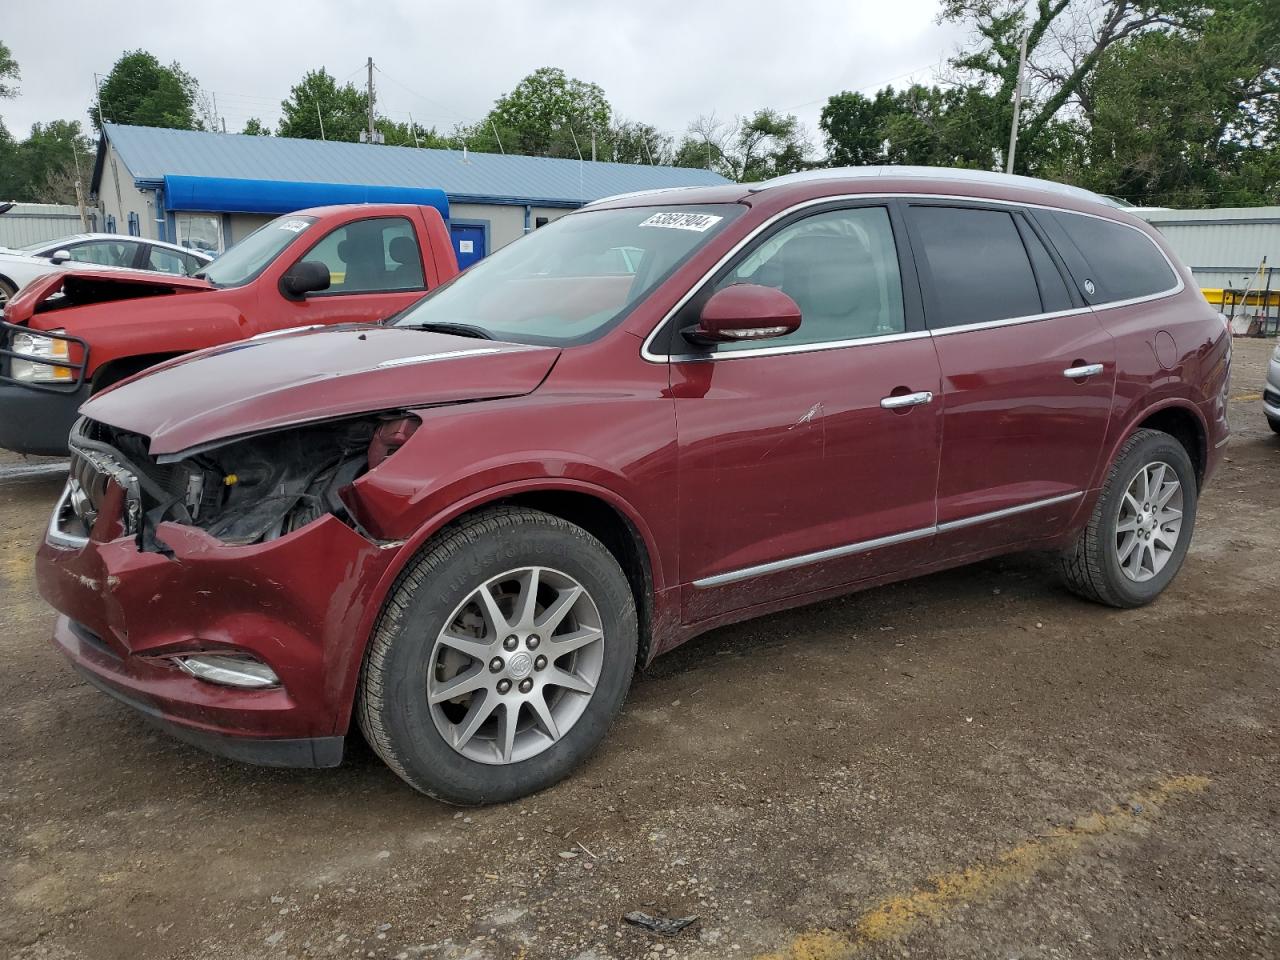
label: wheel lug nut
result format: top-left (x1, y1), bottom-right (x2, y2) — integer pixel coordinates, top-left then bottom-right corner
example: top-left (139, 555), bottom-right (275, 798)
top-left (518, 677), bottom-right (533, 694)
top-left (503, 635), bottom-right (518, 651)
top-left (496, 679), bottom-right (512, 694)
top-left (489, 657), bottom-right (504, 673)
top-left (534, 654), bottom-right (547, 671)
top-left (527, 634), bottom-right (540, 649)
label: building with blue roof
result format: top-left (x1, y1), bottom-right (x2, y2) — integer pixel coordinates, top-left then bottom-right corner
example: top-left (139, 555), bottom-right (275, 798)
top-left (91, 123), bottom-right (730, 266)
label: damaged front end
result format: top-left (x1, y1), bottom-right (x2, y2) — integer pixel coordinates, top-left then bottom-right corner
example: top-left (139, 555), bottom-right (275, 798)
top-left (57, 413), bottom-right (418, 553)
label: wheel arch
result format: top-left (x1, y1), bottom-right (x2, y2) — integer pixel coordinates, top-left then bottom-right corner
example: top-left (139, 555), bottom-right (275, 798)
top-left (91, 351), bottom-right (186, 391)
top-left (359, 479), bottom-right (665, 674)
top-left (1132, 401), bottom-right (1208, 488)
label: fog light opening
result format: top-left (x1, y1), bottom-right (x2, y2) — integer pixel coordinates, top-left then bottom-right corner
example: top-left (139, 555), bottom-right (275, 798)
top-left (175, 654), bottom-right (280, 689)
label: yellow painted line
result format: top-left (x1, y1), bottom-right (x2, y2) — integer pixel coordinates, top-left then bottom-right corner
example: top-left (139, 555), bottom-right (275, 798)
top-left (1231, 392), bottom-right (1262, 402)
top-left (756, 775), bottom-right (1211, 960)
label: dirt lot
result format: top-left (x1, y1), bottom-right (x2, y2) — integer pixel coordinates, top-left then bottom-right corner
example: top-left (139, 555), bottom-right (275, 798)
top-left (2, 337), bottom-right (1277, 960)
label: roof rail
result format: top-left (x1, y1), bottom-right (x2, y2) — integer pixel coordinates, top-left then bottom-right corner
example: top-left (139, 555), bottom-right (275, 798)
top-left (749, 165), bottom-right (1108, 205)
top-left (582, 186), bottom-right (703, 208)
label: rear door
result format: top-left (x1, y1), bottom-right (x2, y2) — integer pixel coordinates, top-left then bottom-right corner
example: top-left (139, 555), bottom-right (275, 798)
top-left (270, 215), bottom-right (431, 330)
top-left (670, 202), bottom-right (942, 624)
top-left (904, 202), bottom-right (1116, 555)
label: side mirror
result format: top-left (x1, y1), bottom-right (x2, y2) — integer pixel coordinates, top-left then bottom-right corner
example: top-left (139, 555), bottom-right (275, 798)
top-left (280, 260), bottom-right (331, 300)
top-left (50, 249), bottom-right (72, 264)
top-left (684, 283), bottom-right (802, 345)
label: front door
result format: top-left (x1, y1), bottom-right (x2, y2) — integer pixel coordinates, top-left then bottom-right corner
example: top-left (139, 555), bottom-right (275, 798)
top-left (904, 202), bottom-right (1116, 555)
top-left (670, 203), bottom-right (943, 624)
top-left (271, 215), bottom-right (431, 331)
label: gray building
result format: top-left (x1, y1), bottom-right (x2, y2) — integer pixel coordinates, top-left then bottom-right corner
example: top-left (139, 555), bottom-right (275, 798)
top-left (91, 123), bottom-right (729, 267)
top-left (1139, 206), bottom-right (1280, 294)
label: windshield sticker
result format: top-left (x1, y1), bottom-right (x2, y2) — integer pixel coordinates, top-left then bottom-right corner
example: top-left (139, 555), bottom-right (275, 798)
top-left (278, 219), bottom-right (310, 233)
top-left (638, 212), bottom-right (723, 232)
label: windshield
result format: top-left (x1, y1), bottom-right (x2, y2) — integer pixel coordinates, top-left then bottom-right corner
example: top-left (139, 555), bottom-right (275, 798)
top-left (17, 237), bottom-right (60, 253)
top-left (393, 204), bottom-right (742, 344)
top-left (200, 215), bottom-right (316, 287)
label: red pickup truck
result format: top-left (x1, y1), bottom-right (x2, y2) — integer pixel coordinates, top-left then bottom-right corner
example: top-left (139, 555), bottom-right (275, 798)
top-left (0, 203), bottom-right (458, 455)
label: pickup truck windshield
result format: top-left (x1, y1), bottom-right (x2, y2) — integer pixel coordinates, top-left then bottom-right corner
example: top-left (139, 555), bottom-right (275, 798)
top-left (200, 215), bottom-right (317, 288)
top-left (394, 204), bottom-right (741, 345)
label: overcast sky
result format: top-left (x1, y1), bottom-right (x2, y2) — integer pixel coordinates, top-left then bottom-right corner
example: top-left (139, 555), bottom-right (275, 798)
top-left (2, 0), bottom-right (965, 151)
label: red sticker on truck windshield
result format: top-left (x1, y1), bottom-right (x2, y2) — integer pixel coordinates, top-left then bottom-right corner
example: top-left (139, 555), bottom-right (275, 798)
top-left (638, 212), bottom-right (723, 232)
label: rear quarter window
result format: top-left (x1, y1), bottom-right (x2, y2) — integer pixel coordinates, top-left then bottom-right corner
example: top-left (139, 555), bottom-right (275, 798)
top-left (1046, 211), bottom-right (1178, 304)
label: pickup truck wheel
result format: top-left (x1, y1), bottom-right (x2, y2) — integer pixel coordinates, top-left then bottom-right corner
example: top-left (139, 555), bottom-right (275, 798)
top-left (1269, 415), bottom-right (1280, 435)
top-left (357, 507), bottom-right (637, 805)
top-left (0, 277), bottom-right (15, 306)
top-left (1060, 428), bottom-right (1198, 608)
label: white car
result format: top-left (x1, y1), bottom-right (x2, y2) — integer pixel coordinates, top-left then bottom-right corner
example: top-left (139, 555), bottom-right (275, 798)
top-left (0, 234), bottom-right (214, 305)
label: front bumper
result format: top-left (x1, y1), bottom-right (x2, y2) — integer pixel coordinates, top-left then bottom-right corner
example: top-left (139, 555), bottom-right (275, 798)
top-left (37, 506), bottom-right (399, 768)
top-left (0, 380), bottom-right (91, 455)
top-left (1265, 355), bottom-right (1280, 421)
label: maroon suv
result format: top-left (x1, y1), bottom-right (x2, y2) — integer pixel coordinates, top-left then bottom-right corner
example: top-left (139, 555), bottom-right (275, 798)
top-left (36, 167), bottom-right (1231, 804)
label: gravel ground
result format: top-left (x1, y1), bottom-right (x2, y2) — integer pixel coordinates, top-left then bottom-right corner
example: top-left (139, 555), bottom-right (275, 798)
top-left (1, 336), bottom-right (1277, 960)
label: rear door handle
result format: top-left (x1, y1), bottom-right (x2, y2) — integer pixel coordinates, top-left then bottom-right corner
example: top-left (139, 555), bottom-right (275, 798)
top-left (1063, 363), bottom-right (1104, 379)
top-left (880, 391), bottom-right (934, 409)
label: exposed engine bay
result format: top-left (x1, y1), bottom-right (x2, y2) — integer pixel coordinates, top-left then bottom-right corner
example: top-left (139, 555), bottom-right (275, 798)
top-left (64, 414), bottom-right (418, 552)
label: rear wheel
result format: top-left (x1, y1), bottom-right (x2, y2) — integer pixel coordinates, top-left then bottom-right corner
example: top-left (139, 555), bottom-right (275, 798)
top-left (357, 507), bottom-right (637, 804)
top-left (1060, 428), bottom-right (1198, 608)
top-left (0, 277), bottom-right (16, 308)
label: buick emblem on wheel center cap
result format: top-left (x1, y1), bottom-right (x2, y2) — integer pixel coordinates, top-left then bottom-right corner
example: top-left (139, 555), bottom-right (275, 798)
top-left (508, 652), bottom-right (533, 679)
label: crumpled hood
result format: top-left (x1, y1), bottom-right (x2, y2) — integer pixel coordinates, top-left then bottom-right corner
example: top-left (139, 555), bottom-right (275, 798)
top-left (81, 324), bottom-right (561, 455)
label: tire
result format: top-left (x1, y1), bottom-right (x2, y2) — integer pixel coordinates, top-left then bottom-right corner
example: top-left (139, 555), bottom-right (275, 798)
top-left (1269, 415), bottom-right (1280, 435)
top-left (357, 506), bottom-right (637, 804)
top-left (1060, 428), bottom-right (1198, 608)
top-left (0, 276), bottom-right (15, 307)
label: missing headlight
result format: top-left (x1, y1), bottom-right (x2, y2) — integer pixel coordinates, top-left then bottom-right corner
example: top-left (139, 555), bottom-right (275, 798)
top-left (75, 414), bottom-right (419, 549)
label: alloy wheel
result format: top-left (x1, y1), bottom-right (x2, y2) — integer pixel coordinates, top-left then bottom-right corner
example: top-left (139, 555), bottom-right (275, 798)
top-left (427, 566), bottom-right (605, 765)
top-left (1115, 461), bottom-right (1184, 583)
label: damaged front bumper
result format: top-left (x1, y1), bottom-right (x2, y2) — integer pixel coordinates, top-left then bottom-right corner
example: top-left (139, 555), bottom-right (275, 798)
top-left (36, 418), bottom-right (409, 767)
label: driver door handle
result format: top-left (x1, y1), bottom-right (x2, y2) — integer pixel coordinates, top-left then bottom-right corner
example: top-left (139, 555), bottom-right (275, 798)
top-left (880, 391), bottom-right (934, 409)
top-left (1063, 363), bottom-right (1104, 379)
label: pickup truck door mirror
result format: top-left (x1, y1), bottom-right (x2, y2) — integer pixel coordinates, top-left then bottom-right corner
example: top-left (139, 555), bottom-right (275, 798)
top-left (280, 260), bottom-right (331, 300)
top-left (49, 249), bottom-right (72, 265)
top-left (683, 283), bottom-right (802, 345)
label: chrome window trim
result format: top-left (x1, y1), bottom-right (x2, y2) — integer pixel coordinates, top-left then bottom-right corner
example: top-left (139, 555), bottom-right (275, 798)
top-left (692, 491), bottom-right (1084, 589)
top-left (640, 192), bottom-right (1184, 364)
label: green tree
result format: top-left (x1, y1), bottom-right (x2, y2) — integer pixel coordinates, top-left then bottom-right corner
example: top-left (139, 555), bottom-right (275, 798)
top-left (472, 67), bottom-right (612, 158)
top-left (601, 120), bottom-right (673, 165)
top-left (241, 117), bottom-right (271, 136)
top-left (375, 117), bottom-right (452, 149)
top-left (1052, 1), bottom-right (1280, 205)
top-left (675, 109), bottom-right (811, 181)
top-left (277, 68), bottom-right (369, 142)
top-left (0, 39), bottom-right (18, 100)
top-left (91, 49), bottom-right (200, 132)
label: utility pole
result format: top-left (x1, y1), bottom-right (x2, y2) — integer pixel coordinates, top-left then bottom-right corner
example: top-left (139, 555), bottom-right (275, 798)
top-left (93, 73), bottom-right (104, 126)
top-left (315, 100), bottom-right (326, 141)
top-left (590, 130), bottom-right (596, 163)
top-left (366, 57), bottom-right (376, 144)
top-left (1005, 29), bottom-right (1029, 175)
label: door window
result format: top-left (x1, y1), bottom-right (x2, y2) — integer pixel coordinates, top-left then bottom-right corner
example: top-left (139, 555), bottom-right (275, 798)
top-left (301, 217), bottom-right (425, 294)
top-left (64, 239), bottom-right (136, 267)
top-left (145, 246), bottom-right (199, 275)
top-left (908, 206), bottom-right (1043, 328)
top-left (709, 206), bottom-right (905, 352)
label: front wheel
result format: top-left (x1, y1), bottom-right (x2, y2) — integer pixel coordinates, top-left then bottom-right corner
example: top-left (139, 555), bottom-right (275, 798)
top-left (0, 277), bottom-right (16, 307)
top-left (357, 507), bottom-right (637, 804)
top-left (1268, 415), bottom-right (1280, 435)
top-left (1060, 428), bottom-right (1198, 608)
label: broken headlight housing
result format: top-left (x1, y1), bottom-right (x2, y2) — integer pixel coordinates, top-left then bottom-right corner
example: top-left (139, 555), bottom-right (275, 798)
top-left (69, 414), bottom-right (419, 550)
